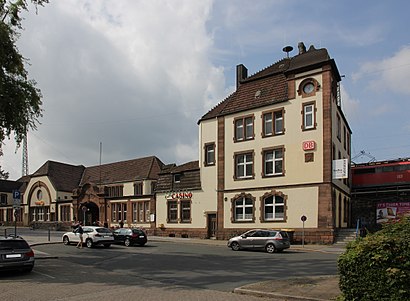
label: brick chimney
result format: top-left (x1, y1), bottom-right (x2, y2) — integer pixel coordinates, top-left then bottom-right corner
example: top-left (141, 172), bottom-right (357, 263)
top-left (236, 64), bottom-right (248, 89)
top-left (298, 42), bottom-right (306, 54)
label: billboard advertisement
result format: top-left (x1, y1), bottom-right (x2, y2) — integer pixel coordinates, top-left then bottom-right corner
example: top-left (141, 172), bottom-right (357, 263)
top-left (376, 202), bottom-right (410, 223)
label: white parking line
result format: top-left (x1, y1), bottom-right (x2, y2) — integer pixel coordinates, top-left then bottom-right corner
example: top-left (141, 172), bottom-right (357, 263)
top-left (33, 270), bottom-right (56, 279)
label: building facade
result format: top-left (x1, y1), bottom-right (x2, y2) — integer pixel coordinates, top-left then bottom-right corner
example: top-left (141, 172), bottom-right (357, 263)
top-left (73, 156), bottom-right (163, 231)
top-left (197, 42), bottom-right (351, 243)
top-left (155, 161), bottom-right (216, 238)
top-left (0, 179), bottom-right (25, 226)
top-left (2, 42), bottom-right (352, 243)
top-left (4, 157), bottom-right (163, 231)
top-left (23, 161), bottom-right (85, 229)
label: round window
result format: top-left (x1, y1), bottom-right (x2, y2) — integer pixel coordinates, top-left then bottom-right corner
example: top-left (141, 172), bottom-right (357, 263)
top-left (303, 82), bottom-right (315, 94)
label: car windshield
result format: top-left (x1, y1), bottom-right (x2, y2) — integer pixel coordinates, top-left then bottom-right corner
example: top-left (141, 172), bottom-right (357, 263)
top-left (132, 229), bottom-right (143, 234)
top-left (96, 228), bottom-right (112, 234)
top-left (0, 240), bottom-right (30, 249)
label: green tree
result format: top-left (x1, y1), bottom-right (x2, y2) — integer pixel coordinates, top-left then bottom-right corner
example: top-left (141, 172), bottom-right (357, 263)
top-left (0, 0), bottom-right (48, 176)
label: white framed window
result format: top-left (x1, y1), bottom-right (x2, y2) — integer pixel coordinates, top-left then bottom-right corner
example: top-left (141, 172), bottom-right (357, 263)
top-left (245, 117), bottom-right (253, 139)
top-left (235, 152), bottom-right (254, 179)
top-left (235, 116), bottom-right (254, 141)
top-left (134, 182), bottom-right (143, 196)
top-left (122, 203), bottom-right (127, 222)
top-left (204, 143), bottom-right (215, 166)
top-left (37, 207), bottom-right (44, 221)
top-left (180, 201), bottom-right (191, 223)
top-left (144, 202), bottom-right (150, 222)
top-left (60, 205), bottom-right (71, 222)
top-left (303, 103), bottom-right (315, 130)
top-left (234, 197), bottom-right (254, 221)
top-left (263, 109), bottom-right (284, 137)
top-left (263, 112), bottom-right (273, 136)
top-left (167, 201), bottom-right (178, 223)
top-left (274, 110), bottom-right (283, 134)
top-left (263, 148), bottom-right (284, 176)
top-left (132, 203), bottom-right (137, 222)
top-left (263, 195), bottom-right (285, 221)
top-left (111, 203), bottom-right (117, 222)
top-left (45, 207), bottom-right (50, 221)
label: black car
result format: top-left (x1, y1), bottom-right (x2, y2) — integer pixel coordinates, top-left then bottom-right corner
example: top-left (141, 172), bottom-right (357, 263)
top-left (0, 236), bottom-right (35, 272)
top-left (113, 228), bottom-right (147, 247)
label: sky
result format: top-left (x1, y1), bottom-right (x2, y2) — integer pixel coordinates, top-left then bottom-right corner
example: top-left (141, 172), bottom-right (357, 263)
top-left (2, 0), bottom-right (410, 180)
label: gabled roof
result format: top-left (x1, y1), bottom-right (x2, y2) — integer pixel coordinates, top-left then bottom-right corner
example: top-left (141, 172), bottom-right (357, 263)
top-left (31, 161), bottom-right (85, 192)
top-left (159, 160), bottom-right (199, 174)
top-left (80, 156), bottom-right (164, 185)
top-left (199, 45), bottom-right (339, 123)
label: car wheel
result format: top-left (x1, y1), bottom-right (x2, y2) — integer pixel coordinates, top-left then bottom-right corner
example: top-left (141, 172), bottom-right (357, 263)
top-left (86, 239), bottom-right (93, 248)
top-left (266, 243), bottom-right (276, 253)
top-left (23, 266), bottom-right (33, 273)
top-left (231, 242), bottom-right (240, 251)
top-left (138, 242), bottom-right (146, 247)
top-left (63, 236), bottom-right (70, 245)
top-left (124, 238), bottom-right (132, 247)
top-left (103, 244), bottom-right (111, 248)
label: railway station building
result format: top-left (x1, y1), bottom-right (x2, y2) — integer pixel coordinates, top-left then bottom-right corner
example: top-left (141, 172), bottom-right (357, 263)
top-left (1, 42), bottom-right (352, 243)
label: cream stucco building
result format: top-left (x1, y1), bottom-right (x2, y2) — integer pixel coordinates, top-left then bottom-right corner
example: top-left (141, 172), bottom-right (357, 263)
top-left (197, 42), bottom-right (351, 243)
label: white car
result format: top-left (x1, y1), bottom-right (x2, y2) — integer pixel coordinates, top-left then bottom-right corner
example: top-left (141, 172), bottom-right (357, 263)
top-left (62, 226), bottom-right (114, 248)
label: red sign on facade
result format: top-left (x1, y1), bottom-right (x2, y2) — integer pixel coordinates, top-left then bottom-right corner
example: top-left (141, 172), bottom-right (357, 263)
top-left (302, 140), bottom-right (316, 151)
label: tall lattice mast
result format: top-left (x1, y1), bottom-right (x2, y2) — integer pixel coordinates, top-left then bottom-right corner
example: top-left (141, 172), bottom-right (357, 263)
top-left (22, 134), bottom-right (29, 176)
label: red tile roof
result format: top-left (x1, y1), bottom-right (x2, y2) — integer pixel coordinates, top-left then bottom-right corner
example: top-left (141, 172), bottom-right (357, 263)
top-left (199, 46), bottom-right (338, 122)
top-left (80, 156), bottom-right (164, 185)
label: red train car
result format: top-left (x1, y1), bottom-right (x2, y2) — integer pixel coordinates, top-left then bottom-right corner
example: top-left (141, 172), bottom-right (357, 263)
top-left (352, 158), bottom-right (410, 187)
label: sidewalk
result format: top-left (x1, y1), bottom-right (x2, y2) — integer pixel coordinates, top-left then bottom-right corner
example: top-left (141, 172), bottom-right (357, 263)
top-left (18, 231), bottom-right (344, 301)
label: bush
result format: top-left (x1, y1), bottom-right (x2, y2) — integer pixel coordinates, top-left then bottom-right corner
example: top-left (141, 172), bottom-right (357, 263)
top-left (338, 217), bottom-right (410, 300)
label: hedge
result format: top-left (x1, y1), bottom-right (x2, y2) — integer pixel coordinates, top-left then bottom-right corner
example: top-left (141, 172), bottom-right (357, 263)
top-left (338, 216), bottom-right (410, 301)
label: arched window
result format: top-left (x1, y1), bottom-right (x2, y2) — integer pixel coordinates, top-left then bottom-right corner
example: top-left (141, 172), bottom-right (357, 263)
top-left (262, 194), bottom-right (285, 222)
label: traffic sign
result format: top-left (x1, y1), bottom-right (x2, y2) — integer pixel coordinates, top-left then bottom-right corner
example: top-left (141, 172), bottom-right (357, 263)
top-left (301, 215), bottom-right (307, 222)
top-left (13, 198), bottom-right (21, 209)
top-left (12, 190), bottom-right (21, 200)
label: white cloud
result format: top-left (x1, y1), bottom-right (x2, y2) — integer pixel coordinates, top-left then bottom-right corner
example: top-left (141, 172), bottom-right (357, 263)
top-left (340, 84), bottom-right (359, 121)
top-left (352, 45), bottom-right (410, 95)
top-left (3, 0), bottom-right (410, 179)
top-left (2, 0), bottom-right (229, 179)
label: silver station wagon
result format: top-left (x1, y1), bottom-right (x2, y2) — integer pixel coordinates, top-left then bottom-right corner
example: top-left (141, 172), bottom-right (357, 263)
top-left (227, 229), bottom-right (290, 253)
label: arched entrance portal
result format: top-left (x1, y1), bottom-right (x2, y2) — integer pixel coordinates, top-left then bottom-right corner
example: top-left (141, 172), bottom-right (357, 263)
top-left (78, 202), bottom-right (99, 226)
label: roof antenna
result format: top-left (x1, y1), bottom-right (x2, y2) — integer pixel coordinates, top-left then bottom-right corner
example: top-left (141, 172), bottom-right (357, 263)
top-left (282, 45), bottom-right (293, 58)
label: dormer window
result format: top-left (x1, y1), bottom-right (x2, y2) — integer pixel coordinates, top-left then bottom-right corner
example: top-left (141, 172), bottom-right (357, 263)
top-left (174, 174), bottom-right (181, 183)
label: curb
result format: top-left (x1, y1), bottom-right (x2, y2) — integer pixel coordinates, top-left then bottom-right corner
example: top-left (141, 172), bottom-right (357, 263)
top-left (234, 288), bottom-right (329, 301)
